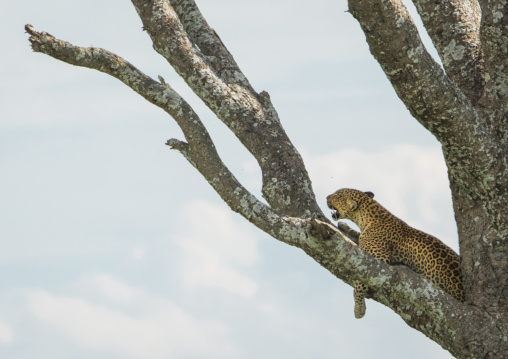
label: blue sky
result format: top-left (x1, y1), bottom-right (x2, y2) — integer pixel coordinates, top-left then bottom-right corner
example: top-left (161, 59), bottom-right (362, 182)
top-left (1, 0), bottom-right (456, 358)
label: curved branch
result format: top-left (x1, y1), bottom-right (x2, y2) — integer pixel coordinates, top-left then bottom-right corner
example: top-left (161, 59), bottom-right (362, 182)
top-left (131, 0), bottom-right (322, 217)
top-left (24, 24), bottom-right (277, 233)
top-left (348, 0), bottom-right (503, 200)
top-left (412, 0), bottom-right (484, 103)
top-left (24, 25), bottom-right (204, 147)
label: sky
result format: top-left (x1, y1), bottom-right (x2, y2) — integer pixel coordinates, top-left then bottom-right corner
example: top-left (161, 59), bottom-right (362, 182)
top-left (1, 0), bottom-right (457, 358)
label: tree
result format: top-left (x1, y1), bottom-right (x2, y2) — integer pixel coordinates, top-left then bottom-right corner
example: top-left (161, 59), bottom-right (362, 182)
top-left (25, 0), bottom-right (508, 357)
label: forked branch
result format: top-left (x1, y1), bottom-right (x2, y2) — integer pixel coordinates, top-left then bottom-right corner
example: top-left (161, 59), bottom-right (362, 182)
top-left (132, 0), bottom-right (321, 217)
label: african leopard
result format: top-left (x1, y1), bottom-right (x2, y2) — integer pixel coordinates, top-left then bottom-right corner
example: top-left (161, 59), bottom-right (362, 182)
top-left (326, 188), bottom-right (464, 319)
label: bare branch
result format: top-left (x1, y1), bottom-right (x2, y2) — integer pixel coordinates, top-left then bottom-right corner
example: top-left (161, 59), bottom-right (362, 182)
top-left (131, 0), bottom-right (322, 217)
top-left (25, 24), bottom-right (279, 233)
top-left (25, 24), bottom-right (202, 145)
top-left (412, 0), bottom-right (484, 103)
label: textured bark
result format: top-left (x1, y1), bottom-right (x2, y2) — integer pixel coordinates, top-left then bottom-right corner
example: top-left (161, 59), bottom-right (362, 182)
top-left (26, 0), bottom-right (508, 357)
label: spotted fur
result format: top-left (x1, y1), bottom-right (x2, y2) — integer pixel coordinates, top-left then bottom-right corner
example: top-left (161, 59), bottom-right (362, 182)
top-left (326, 188), bottom-right (464, 319)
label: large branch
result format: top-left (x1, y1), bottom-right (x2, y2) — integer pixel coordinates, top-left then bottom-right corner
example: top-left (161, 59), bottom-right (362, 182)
top-left (304, 221), bottom-right (481, 357)
top-left (411, 0), bottom-right (484, 103)
top-left (348, 0), bottom-right (504, 200)
top-left (131, 0), bottom-right (321, 217)
top-left (309, 221), bottom-right (505, 359)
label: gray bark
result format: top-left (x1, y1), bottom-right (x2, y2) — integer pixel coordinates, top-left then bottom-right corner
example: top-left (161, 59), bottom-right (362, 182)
top-left (26, 0), bottom-right (508, 357)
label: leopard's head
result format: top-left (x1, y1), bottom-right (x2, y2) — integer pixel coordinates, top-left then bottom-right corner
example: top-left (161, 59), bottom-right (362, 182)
top-left (326, 188), bottom-right (375, 221)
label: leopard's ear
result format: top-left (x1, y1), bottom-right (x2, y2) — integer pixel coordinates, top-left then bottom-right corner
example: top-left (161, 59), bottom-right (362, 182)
top-left (347, 198), bottom-right (358, 211)
top-left (364, 191), bottom-right (375, 199)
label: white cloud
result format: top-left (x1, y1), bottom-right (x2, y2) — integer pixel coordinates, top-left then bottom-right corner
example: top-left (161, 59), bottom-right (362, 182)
top-left (132, 246), bottom-right (146, 261)
top-left (0, 317), bottom-right (13, 344)
top-left (85, 274), bottom-right (138, 304)
top-left (301, 144), bottom-right (459, 250)
top-left (176, 201), bottom-right (259, 297)
top-left (27, 284), bottom-right (239, 359)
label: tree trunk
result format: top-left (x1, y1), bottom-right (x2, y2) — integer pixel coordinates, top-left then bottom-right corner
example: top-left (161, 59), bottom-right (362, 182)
top-left (25, 0), bottom-right (508, 357)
